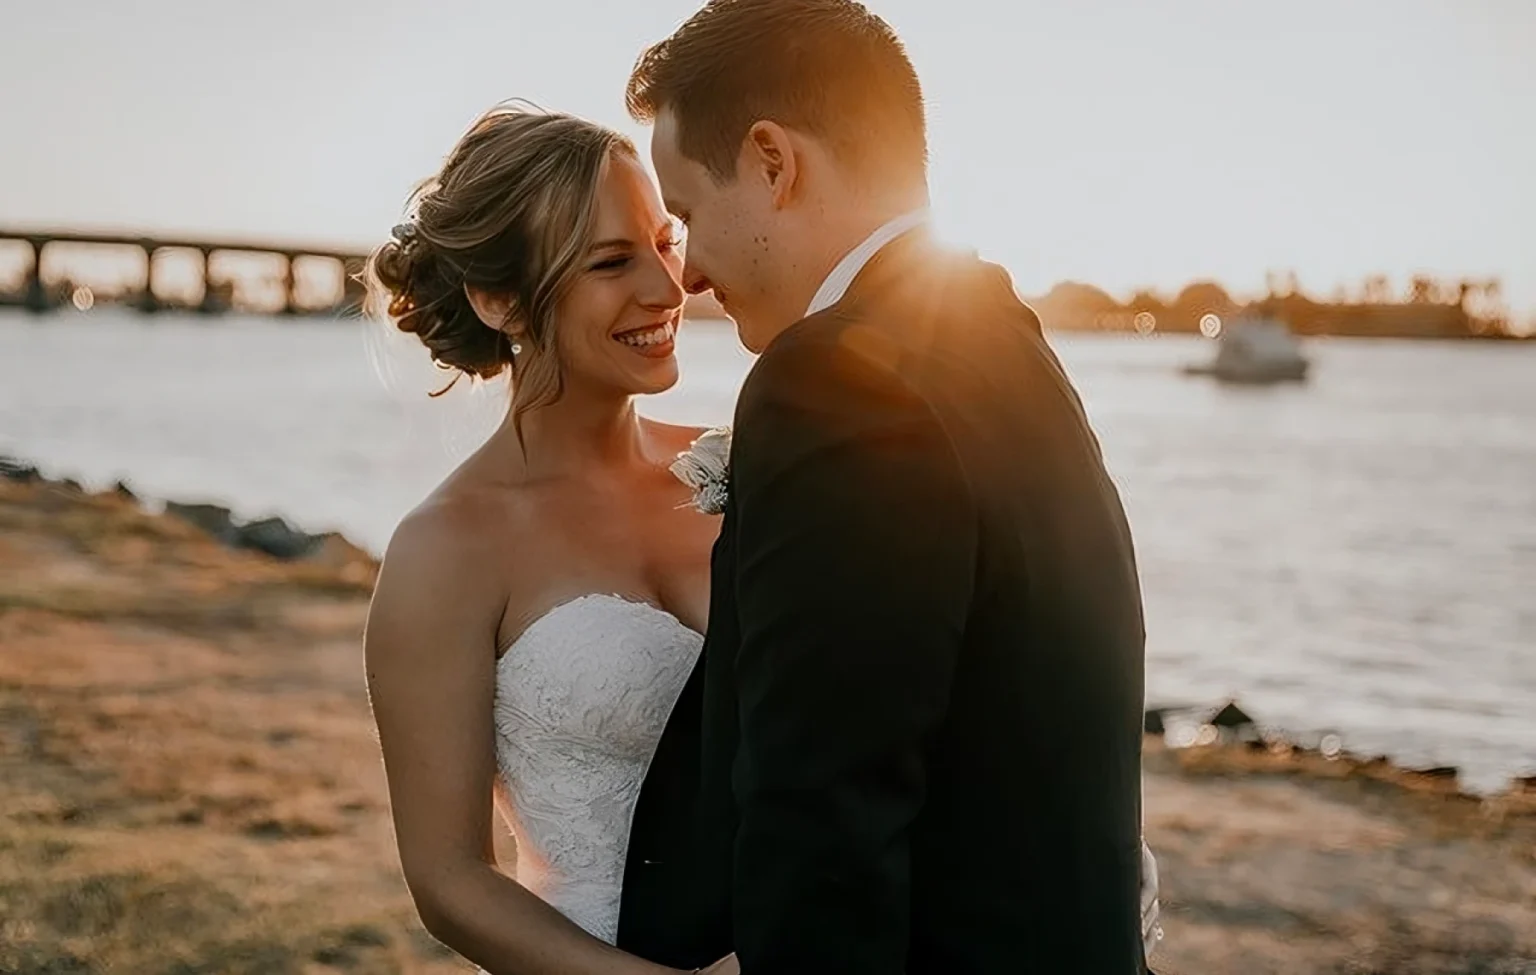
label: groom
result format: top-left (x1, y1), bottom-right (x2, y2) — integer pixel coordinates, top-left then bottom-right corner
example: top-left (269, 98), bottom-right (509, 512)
top-left (618, 1), bottom-right (1153, 972)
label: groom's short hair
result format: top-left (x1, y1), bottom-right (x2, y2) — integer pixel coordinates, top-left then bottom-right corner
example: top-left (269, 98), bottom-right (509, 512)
top-left (626, 0), bottom-right (926, 185)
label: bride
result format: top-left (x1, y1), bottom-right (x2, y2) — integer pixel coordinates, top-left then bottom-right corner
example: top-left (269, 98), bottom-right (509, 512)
top-left (363, 103), bottom-right (734, 975)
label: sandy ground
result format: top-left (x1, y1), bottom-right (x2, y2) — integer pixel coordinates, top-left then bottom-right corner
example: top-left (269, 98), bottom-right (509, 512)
top-left (1, 477), bottom-right (1532, 974)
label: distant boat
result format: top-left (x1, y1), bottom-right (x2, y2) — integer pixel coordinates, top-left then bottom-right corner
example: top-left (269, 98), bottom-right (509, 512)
top-left (1184, 317), bottom-right (1310, 384)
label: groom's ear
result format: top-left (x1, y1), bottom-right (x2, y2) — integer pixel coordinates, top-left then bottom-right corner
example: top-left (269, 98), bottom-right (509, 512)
top-left (744, 120), bottom-right (799, 209)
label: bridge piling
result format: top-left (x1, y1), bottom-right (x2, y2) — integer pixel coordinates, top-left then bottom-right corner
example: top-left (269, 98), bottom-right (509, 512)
top-left (0, 226), bottom-right (368, 318)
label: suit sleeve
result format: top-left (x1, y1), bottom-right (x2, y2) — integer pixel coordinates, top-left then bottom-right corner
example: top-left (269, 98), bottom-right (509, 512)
top-left (728, 335), bottom-right (978, 974)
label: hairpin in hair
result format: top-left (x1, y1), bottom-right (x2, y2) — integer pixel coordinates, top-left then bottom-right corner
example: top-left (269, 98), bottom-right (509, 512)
top-left (392, 221), bottom-right (419, 245)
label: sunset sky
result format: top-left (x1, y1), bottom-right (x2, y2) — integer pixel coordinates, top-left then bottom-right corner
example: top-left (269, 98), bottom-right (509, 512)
top-left (2, 0), bottom-right (1532, 314)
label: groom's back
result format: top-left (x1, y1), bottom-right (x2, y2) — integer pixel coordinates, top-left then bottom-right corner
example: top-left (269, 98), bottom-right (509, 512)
top-left (620, 238), bottom-right (1149, 973)
top-left (813, 241), bottom-right (1147, 970)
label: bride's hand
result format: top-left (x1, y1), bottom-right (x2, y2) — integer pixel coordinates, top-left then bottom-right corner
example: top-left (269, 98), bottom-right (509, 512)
top-left (692, 953), bottom-right (740, 975)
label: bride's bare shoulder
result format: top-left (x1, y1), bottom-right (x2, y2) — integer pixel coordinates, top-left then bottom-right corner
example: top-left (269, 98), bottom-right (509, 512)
top-left (381, 461), bottom-right (548, 579)
top-left (369, 474), bottom-right (553, 647)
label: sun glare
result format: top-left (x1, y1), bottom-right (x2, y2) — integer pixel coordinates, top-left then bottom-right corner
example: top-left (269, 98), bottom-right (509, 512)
top-left (925, 206), bottom-right (976, 258)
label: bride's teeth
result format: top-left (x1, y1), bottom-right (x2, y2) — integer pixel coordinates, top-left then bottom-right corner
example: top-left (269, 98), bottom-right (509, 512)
top-left (616, 323), bottom-right (674, 348)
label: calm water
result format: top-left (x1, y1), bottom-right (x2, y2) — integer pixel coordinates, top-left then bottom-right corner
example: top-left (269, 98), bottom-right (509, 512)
top-left (2, 310), bottom-right (1533, 791)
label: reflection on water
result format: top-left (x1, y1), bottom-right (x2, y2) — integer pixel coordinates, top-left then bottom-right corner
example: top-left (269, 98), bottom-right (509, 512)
top-left (2, 311), bottom-right (1533, 790)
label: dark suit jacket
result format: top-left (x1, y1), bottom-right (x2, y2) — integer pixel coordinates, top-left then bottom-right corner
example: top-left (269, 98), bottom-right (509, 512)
top-left (618, 231), bottom-right (1148, 973)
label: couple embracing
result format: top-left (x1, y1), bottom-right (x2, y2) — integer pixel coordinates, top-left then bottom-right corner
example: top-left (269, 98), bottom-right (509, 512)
top-left (364, 1), bottom-right (1159, 972)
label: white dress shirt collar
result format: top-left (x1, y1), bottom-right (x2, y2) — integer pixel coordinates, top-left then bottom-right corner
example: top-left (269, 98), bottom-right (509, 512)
top-left (804, 207), bottom-right (930, 318)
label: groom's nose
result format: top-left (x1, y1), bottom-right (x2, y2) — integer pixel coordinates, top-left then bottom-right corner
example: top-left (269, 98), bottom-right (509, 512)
top-left (682, 261), bottom-right (713, 296)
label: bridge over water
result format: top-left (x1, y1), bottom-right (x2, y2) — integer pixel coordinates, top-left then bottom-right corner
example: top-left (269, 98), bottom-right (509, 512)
top-left (0, 226), bottom-right (370, 316)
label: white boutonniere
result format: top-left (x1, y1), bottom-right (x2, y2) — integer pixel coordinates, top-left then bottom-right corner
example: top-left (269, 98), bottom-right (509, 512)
top-left (669, 426), bottom-right (731, 515)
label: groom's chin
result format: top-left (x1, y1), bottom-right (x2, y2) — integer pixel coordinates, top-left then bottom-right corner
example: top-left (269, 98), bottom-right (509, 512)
top-left (736, 324), bottom-right (766, 356)
top-left (737, 316), bottom-right (800, 355)
top-left (730, 313), bottom-right (775, 355)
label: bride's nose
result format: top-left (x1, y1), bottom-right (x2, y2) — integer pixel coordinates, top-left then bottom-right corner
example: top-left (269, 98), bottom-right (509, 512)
top-left (638, 249), bottom-right (686, 310)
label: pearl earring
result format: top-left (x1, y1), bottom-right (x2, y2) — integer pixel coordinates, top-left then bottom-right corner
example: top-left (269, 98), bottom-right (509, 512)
top-left (510, 340), bottom-right (524, 356)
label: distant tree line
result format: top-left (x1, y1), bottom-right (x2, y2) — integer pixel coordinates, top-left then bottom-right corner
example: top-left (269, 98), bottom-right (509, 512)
top-left (1030, 272), bottom-right (1525, 339)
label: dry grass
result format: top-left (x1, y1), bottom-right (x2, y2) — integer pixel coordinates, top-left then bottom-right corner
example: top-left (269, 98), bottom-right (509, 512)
top-left (0, 480), bottom-right (468, 974)
top-left (1, 478), bottom-right (1532, 974)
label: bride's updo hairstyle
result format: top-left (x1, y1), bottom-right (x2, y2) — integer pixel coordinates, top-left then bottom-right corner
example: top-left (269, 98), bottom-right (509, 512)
top-left (365, 102), bottom-right (636, 422)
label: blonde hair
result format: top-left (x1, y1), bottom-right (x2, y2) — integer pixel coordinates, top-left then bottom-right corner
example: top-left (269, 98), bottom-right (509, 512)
top-left (365, 102), bottom-right (635, 434)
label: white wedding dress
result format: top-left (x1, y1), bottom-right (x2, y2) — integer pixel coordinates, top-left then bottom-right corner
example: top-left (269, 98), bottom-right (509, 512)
top-left (491, 593), bottom-right (703, 944)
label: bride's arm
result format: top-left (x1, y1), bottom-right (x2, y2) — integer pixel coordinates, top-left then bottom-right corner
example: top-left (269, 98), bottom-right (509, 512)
top-left (365, 502), bottom-right (684, 975)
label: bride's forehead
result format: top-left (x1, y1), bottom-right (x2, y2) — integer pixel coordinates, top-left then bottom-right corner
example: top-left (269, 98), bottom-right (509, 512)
top-left (603, 152), bottom-right (653, 194)
top-left (593, 161), bottom-right (670, 229)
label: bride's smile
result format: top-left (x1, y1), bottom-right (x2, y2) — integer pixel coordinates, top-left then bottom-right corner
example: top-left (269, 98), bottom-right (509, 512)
top-left (613, 317), bottom-right (678, 356)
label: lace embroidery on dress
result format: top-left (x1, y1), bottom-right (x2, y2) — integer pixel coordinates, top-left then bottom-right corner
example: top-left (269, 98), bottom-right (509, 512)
top-left (490, 593), bottom-right (703, 944)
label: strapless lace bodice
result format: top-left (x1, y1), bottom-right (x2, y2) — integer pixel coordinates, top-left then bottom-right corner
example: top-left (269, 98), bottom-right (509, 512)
top-left (491, 594), bottom-right (703, 944)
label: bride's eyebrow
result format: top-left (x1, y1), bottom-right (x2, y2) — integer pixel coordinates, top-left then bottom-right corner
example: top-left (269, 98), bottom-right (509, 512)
top-left (588, 238), bottom-right (633, 253)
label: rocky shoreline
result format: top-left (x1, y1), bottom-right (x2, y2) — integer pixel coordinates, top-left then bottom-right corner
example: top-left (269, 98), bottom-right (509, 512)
top-left (0, 455), bottom-right (353, 563)
top-left (1, 459), bottom-right (1533, 974)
